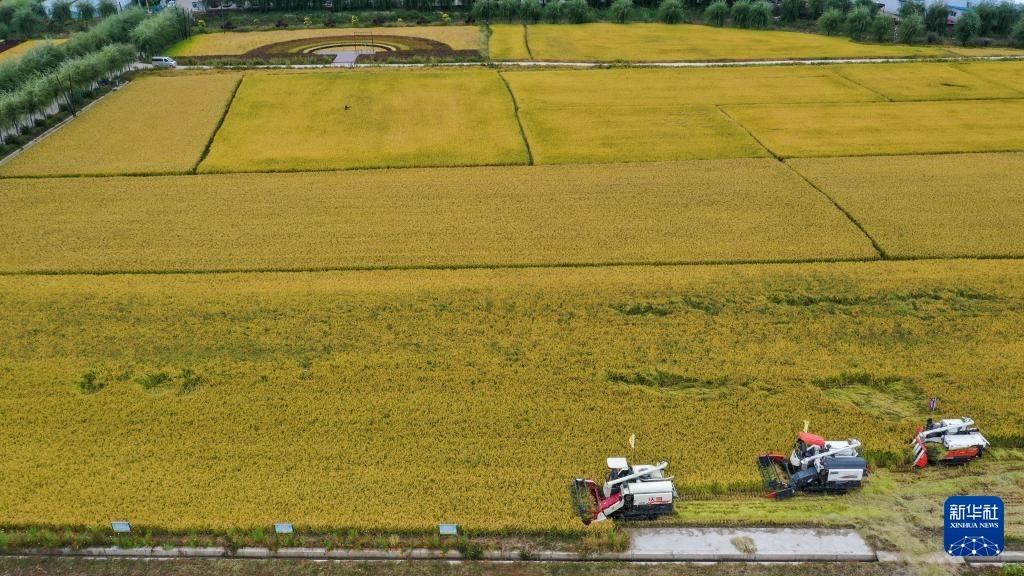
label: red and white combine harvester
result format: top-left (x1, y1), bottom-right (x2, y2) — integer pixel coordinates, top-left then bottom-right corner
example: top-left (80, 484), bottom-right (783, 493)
top-left (912, 417), bottom-right (989, 467)
top-left (757, 431), bottom-right (869, 499)
top-left (570, 458), bottom-right (678, 524)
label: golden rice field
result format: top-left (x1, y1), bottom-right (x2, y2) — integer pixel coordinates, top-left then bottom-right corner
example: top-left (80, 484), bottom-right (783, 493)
top-left (503, 67), bottom-right (883, 107)
top-left (0, 38), bottom-right (66, 62)
top-left (724, 99), bottom-right (1024, 158)
top-left (790, 153), bottom-right (1024, 258)
top-left (199, 69), bottom-right (527, 172)
top-left (0, 74), bottom-right (240, 177)
top-left (0, 159), bottom-right (876, 273)
top-left (491, 23), bottom-right (949, 62)
top-left (167, 25), bottom-right (482, 56)
top-left (957, 60), bottom-right (1024, 93)
top-left (832, 62), bottom-right (1024, 101)
top-left (1, 260), bottom-right (1022, 531)
top-left (520, 104), bottom-right (770, 164)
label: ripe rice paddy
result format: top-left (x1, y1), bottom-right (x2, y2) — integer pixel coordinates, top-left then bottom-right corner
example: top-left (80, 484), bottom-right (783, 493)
top-left (0, 38), bottom-right (66, 62)
top-left (789, 152), bottom-right (1024, 258)
top-left (491, 23), bottom-right (950, 62)
top-left (723, 99), bottom-right (1024, 158)
top-left (0, 74), bottom-right (241, 177)
top-left (0, 159), bottom-right (876, 273)
top-left (198, 69), bottom-right (528, 172)
top-left (831, 62), bottom-right (1024, 101)
top-left (1, 259), bottom-right (1022, 532)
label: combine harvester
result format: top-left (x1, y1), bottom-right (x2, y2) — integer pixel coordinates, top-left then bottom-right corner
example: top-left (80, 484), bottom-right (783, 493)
top-left (912, 417), bottom-right (989, 467)
top-left (757, 431), bottom-right (869, 499)
top-left (570, 458), bottom-right (678, 524)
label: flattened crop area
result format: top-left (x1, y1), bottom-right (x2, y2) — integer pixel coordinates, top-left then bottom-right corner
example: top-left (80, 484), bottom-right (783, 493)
top-left (2, 260), bottom-right (1023, 531)
top-left (198, 69), bottom-right (528, 172)
top-left (0, 159), bottom-right (876, 273)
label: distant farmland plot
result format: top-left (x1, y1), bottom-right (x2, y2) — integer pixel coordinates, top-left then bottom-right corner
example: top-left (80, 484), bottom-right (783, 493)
top-left (957, 60), bottom-right (1024, 93)
top-left (0, 74), bottom-right (241, 177)
top-left (491, 23), bottom-right (949, 62)
top-left (724, 99), bottom-right (1024, 158)
top-left (1, 260), bottom-right (1022, 532)
top-left (502, 67), bottom-right (882, 107)
top-left (167, 25), bottom-right (482, 56)
top-left (831, 62), bottom-right (1023, 101)
top-left (198, 69), bottom-right (527, 173)
top-left (518, 104), bottom-right (769, 164)
top-left (789, 152), bottom-right (1024, 258)
top-left (0, 159), bottom-right (876, 273)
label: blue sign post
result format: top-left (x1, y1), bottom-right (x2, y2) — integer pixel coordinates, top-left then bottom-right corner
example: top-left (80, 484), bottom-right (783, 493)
top-left (944, 496), bottom-right (1004, 557)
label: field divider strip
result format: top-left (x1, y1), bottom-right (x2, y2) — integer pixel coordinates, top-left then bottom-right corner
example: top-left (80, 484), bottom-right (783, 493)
top-left (827, 68), bottom-right (894, 102)
top-left (714, 105), bottom-right (779, 159)
top-left (496, 70), bottom-right (534, 165)
top-left (11, 255), bottom-right (1024, 278)
top-left (191, 74), bottom-right (245, 174)
top-left (782, 160), bottom-right (889, 260)
top-left (522, 23), bottom-right (534, 60)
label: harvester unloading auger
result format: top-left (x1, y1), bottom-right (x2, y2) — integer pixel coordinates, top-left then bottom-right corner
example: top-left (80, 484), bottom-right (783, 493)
top-left (757, 431), bottom-right (868, 499)
top-left (570, 458), bottom-right (678, 524)
top-left (912, 417), bottom-right (989, 467)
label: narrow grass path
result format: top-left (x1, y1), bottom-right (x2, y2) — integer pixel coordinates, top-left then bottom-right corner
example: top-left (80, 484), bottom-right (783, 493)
top-left (497, 70), bottom-right (534, 165)
top-left (192, 74), bottom-right (245, 174)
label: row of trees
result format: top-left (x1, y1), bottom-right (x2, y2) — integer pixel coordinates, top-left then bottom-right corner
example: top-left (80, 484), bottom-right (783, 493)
top-left (470, 0), bottom-right (1023, 45)
top-left (0, 43), bottom-right (134, 142)
top-left (0, 0), bottom-right (121, 40)
top-left (0, 8), bottom-right (190, 145)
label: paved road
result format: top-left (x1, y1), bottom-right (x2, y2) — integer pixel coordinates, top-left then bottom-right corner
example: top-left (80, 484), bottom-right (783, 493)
top-left (629, 527), bottom-right (876, 561)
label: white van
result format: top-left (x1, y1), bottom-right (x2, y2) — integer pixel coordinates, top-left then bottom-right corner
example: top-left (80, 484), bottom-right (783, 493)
top-left (151, 56), bottom-right (178, 68)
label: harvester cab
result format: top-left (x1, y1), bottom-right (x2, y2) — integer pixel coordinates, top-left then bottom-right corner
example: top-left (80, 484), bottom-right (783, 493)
top-left (912, 417), bottom-right (989, 467)
top-left (570, 458), bottom-right (677, 524)
top-left (757, 431), bottom-right (868, 499)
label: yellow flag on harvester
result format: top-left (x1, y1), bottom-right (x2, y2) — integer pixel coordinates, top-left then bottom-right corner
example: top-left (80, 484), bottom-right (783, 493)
top-left (628, 433), bottom-right (636, 450)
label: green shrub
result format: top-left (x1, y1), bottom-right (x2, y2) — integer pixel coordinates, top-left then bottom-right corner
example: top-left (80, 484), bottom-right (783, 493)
top-left (780, 0), bottom-right (804, 22)
top-left (731, 0), bottom-right (753, 27)
top-left (497, 0), bottom-right (520, 21)
top-left (818, 8), bottom-right (844, 34)
top-left (542, 1), bottom-right (562, 22)
top-left (845, 6), bottom-right (873, 39)
top-left (98, 0), bottom-right (118, 17)
top-left (899, 0), bottom-right (923, 17)
top-left (992, 1), bottom-right (1018, 34)
top-left (749, 0), bottom-right (772, 28)
top-left (470, 0), bottom-right (498, 21)
top-left (899, 12), bottom-right (925, 42)
top-left (705, 0), bottom-right (729, 25)
top-left (924, 2), bottom-right (949, 34)
top-left (1012, 18), bottom-right (1024, 47)
top-left (870, 13), bottom-right (893, 41)
top-left (610, 0), bottom-right (634, 22)
top-left (76, 2), bottom-right (95, 20)
top-left (808, 0), bottom-right (826, 18)
top-left (854, 0), bottom-right (879, 15)
top-left (954, 10), bottom-right (981, 44)
top-left (521, 0), bottom-right (542, 22)
top-left (562, 0), bottom-right (593, 23)
top-left (825, 0), bottom-right (851, 14)
top-left (975, 1), bottom-right (997, 35)
top-left (657, 0), bottom-right (684, 23)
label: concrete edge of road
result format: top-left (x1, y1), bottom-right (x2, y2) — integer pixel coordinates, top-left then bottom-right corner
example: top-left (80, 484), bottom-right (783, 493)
top-left (168, 53), bottom-right (1024, 71)
top-left (0, 546), bottom-right (880, 563)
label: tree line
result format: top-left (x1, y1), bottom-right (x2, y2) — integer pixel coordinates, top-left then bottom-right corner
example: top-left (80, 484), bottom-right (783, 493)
top-left (0, 7), bottom-right (190, 145)
top-left (1, 0), bottom-right (120, 40)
